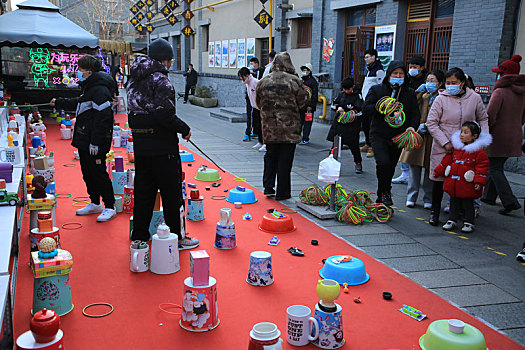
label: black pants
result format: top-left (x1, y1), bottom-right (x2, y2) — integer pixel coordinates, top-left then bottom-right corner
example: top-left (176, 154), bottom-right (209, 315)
top-left (184, 85), bottom-right (195, 102)
top-left (482, 157), bottom-right (520, 208)
top-left (251, 108), bottom-right (263, 143)
top-left (263, 143), bottom-right (296, 197)
top-left (245, 97), bottom-right (253, 136)
top-left (78, 149), bottom-right (115, 208)
top-left (132, 153), bottom-right (185, 242)
top-left (449, 197), bottom-right (475, 224)
top-left (371, 137), bottom-right (402, 194)
top-left (300, 110), bottom-right (313, 142)
top-left (431, 180), bottom-right (445, 214)
top-left (361, 112), bottom-right (371, 145)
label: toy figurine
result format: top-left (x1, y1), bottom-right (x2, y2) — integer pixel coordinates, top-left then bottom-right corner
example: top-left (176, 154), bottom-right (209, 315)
top-left (31, 176), bottom-right (47, 199)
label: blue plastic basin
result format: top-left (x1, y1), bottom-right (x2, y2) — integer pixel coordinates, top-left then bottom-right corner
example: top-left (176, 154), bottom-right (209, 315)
top-left (180, 151), bottom-right (195, 162)
top-left (226, 187), bottom-right (257, 204)
top-left (319, 255), bottom-right (370, 285)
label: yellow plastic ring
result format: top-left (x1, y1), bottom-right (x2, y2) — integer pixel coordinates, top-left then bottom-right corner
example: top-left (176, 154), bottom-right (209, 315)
top-left (82, 303), bottom-right (114, 318)
top-left (72, 201), bottom-right (89, 207)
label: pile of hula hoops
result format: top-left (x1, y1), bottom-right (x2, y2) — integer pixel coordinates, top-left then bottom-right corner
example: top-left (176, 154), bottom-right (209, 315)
top-left (299, 184), bottom-right (394, 225)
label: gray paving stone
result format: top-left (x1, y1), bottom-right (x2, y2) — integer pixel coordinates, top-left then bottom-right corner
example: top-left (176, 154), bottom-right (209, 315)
top-left (467, 265), bottom-right (525, 301)
top-left (362, 243), bottom-right (437, 259)
top-left (343, 233), bottom-right (416, 246)
top-left (432, 285), bottom-right (519, 307)
top-left (466, 303), bottom-right (525, 329)
top-left (502, 329), bottom-right (525, 347)
top-left (380, 255), bottom-right (459, 272)
top-left (405, 269), bottom-right (487, 288)
top-left (327, 224), bottom-right (399, 235)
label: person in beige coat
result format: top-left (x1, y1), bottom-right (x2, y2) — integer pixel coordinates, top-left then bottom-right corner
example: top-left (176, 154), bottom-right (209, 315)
top-left (481, 55), bottom-right (525, 215)
top-left (426, 67), bottom-right (489, 225)
top-left (400, 70), bottom-right (444, 209)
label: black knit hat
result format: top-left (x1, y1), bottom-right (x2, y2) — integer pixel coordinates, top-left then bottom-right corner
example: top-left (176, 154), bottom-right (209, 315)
top-left (148, 38), bottom-right (174, 61)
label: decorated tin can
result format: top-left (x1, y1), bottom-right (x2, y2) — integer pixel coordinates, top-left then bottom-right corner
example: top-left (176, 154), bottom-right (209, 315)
top-left (123, 185), bottom-right (134, 213)
top-left (312, 303), bottom-right (344, 349)
top-left (30, 227), bottom-right (60, 252)
top-left (32, 268), bottom-right (73, 316)
top-left (180, 276), bottom-right (219, 332)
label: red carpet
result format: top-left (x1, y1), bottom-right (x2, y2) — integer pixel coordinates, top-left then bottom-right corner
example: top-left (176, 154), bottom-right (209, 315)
top-left (13, 115), bottom-right (524, 349)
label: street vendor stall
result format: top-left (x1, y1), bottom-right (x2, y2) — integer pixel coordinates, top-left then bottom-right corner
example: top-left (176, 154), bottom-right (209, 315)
top-left (0, 0), bottom-right (99, 106)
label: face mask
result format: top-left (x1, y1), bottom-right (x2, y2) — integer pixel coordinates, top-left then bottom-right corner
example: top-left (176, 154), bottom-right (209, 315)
top-left (77, 71), bottom-right (85, 82)
top-left (425, 82), bottom-right (437, 93)
top-left (301, 71), bottom-right (308, 77)
top-left (249, 65), bottom-right (254, 70)
top-left (390, 77), bottom-right (404, 86)
top-left (408, 68), bottom-right (419, 77)
top-left (446, 84), bottom-right (461, 95)
top-left (344, 90), bottom-right (353, 95)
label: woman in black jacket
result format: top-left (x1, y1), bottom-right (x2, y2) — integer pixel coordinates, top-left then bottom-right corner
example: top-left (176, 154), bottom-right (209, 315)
top-left (363, 60), bottom-right (421, 206)
top-left (51, 55), bottom-right (116, 222)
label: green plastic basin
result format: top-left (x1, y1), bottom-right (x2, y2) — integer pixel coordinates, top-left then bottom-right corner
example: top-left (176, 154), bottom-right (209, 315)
top-left (194, 168), bottom-right (221, 182)
top-left (419, 320), bottom-right (488, 350)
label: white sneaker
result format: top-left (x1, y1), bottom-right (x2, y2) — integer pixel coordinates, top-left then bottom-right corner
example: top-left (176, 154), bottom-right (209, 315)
top-left (392, 174), bottom-right (409, 184)
top-left (442, 220), bottom-right (457, 230)
top-left (76, 202), bottom-right (103, 216)
top-left (252, 143), bottom-right (263, 150)
top-left (406, 201), bottom-right (415, 208)
top-left (96, 207), bottom-right (117, 222)
top-left (258, 145), bottom-right (267, 152)
top-left (179, 236), bottom-right (200, 250)
top-left (461, 222), bottom-right (475, 233)
top-left (424, 203), bottom-right (432, 210)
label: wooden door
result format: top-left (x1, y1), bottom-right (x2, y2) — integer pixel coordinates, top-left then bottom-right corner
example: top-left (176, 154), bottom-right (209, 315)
top-left (342, 26), bottom-right (375, 85)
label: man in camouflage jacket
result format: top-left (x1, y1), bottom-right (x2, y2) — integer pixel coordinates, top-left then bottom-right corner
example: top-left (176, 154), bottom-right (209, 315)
top-left (256, 52), bottom-right (311, 200)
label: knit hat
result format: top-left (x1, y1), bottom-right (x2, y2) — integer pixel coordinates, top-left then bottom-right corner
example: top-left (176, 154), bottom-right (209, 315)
top-left (491, 55), bottom-right (522, 75)
top-left (148, 38), bottom-right (174, 62)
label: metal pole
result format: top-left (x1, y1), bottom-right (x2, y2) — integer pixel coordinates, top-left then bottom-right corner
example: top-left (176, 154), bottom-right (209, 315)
top-left (329, 135), bottom-right (341, 212)
top-left (269, 0), bottom-right (273, 55)
top-left (147, 32), bottom-right (151, 55)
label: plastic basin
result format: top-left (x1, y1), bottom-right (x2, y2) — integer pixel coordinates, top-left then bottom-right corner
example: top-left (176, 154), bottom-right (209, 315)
top-left (226, 187), bottom-right (257, 204)
top-left (180, 151), bottom-right (195, 162)
top-left (258, 213), bottom-right (296, 234)
top-left (319, 255), bottom-right (370, 285)
top-left (419, 320), bottom-right (488, 350)
top-left (195, 168), bottom-right (221, 182)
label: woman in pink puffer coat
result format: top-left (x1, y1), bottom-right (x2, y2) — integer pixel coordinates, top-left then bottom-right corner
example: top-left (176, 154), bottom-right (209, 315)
top-left (426, 67), bottom-right (489, 226)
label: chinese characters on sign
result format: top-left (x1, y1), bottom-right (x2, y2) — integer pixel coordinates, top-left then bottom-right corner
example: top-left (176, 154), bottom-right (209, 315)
top-left (182, 25), bottom-right (194, 37)
top-left (254, 9), bottom-right (272, 29)
top-left (182, 9), bottom-right (194, 20)
top-left (29, 49), bottom-right (87, 87)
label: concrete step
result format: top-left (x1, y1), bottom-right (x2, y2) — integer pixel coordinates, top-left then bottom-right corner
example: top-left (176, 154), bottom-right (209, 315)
top-left (209, 107), bottom-right (247, 123)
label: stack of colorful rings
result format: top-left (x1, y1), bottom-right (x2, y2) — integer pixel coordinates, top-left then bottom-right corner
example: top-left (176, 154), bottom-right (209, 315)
top-left (392, 129), bottom-right (423, 151)
top-left (376, 96), bottom-right (405, 128)
top-left (337, 110), bottom-right (358, 124)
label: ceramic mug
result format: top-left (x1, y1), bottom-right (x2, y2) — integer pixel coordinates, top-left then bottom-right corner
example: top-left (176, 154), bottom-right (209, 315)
top-left (0, 147), bottom-right (19, 164)
top-left (286, 305), bottom-right (319, 346)
top-left (130, 241), bottom-right (149, 272)
top-left (312, 303), bottom-right (345, 349)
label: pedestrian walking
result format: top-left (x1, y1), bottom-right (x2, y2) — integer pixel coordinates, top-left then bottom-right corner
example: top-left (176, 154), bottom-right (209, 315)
top-left (299, 63), bottom-right (318, 145)
top-left (360, 49), bottom-right (385, 158)
top-left (363, 60), bottom-right (420, 206)
top-left (482, 55), bottom-right (525, 215)
top-left (256, 52), bottom-right (310, 200)
top-left (263, 50), bottom-right (276, 77)
top-left (126, 38), bottom-right (199, 249)
top-left (50, 55), bottom-right (116, 222)
top-left (238, 67), bottom-right (264, 151)
top-left (434, 121), bottom-right (491, 233)
top-left (400, 70), bottom-right (445, 209)
top-left (183, 63), bottom-right (198, 104)
top-left (326, 77), bottom-right (364, 174)
top-left (426, 67), bottom-right (489, 226)
top-left (243, 57), bottom-right (265, 142)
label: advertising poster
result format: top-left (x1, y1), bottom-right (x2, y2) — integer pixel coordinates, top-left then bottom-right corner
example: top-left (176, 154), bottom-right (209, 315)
top-left (214, 41), bottom-right (221, 68)
top-left (374, 25), bottom-right (396, 70)
top-left (246, 37), bottom-right (255, 64)
top-left (222, 40), bottom-right (229, 68)
top-left (229, 40), bottom-right (237, 68)
top-left (237, 38), bottom-right (246, 68)
top-left (208, 42), bottom-right (214, 68)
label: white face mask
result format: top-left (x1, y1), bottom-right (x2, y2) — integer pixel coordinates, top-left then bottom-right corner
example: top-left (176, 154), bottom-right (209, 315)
top-left (408, 68), bottom-right (419, 77)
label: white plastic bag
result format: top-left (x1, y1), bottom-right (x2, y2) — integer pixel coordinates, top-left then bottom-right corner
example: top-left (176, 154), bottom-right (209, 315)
top-left (318, 154), bottom-right (341, 183)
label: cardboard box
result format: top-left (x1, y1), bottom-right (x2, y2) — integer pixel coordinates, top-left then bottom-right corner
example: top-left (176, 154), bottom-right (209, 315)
top-left (34, 156), bottom-right (49, 170)
top-left (190, 250), bottom-right (210, 286)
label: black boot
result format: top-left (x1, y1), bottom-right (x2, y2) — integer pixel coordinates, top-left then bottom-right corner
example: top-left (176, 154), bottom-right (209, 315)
top-left (382, 191), bottom-right (393, 206)
top-left (429, 210), bottom-right (439, 226)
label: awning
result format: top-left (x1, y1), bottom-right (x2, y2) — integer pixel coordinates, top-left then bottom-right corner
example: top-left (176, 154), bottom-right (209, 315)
top-left (99, 40), bottom-right (133, 55)
top-left (0, 0), bottom-right (99, 49)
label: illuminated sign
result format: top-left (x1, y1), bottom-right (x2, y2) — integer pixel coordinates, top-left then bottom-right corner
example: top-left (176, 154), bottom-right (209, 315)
top-left (29, 48), bottom-right (54, 88)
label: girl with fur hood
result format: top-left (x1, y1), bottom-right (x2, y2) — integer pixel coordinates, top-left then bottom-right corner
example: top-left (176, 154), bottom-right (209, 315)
top-left (434, 121), bottom-right (491, 233)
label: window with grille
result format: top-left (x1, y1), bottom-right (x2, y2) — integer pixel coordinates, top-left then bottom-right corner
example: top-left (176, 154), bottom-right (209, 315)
top-left (296, 18), bottom-right (312, 48)
top-left (407, 0), bottom-right (432, 21)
